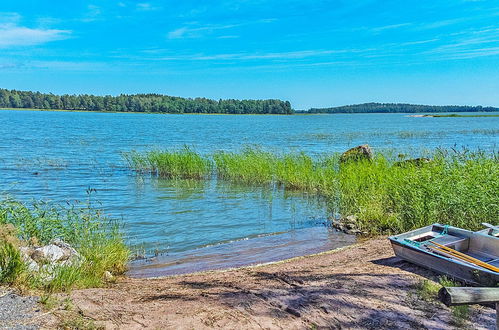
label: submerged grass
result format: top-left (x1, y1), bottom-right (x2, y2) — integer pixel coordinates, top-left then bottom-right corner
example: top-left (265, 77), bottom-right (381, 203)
top-left (126, 147), bottom-right (498, 235)
top-left (0, 198), bottom-right (129, 292)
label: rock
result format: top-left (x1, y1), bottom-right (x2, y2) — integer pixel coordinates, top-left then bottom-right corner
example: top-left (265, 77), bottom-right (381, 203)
top-left (344, 215), bottom-right (358, 224)
top-left (19, 247), bottom-right (39, 272)
top-left (394, 157), bottom-right (432, 167)
top-left (103, 271), bottom-right (114, 282)
top-left (32, 244), bottom-right (66, 263)
top-left (340, 145), bottom-right (373, 163)
top-left (18, 239), bottom-right (83, 282)
top-left (50, 238), bottom-right (80, 261)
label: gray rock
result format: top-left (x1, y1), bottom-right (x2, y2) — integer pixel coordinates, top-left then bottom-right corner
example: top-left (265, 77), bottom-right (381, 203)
top-left (32, 245), bottom-right (66, 263)
top-left (340, 145), bottom-right (373, 163)
top-left (17, 240), bottom-right (83, 283)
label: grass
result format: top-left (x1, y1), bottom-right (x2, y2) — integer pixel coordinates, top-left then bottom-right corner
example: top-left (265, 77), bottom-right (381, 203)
top-left (0, 198), bottom-right (129, 292)
top-left (124, 146), bottom-right (211, 179)
top-left (415, 277), bottom-right (470, 327)
top-left (126, 147), bottom-right (499, 235)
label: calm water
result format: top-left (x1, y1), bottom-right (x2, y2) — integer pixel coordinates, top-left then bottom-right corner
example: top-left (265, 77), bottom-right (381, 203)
top-left (1, 110), bottom-right (497, 275)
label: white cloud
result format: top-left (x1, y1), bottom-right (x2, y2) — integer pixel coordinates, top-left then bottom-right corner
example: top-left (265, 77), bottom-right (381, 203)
top-left (136, 3), bottom-right (160, 11)
top-left (0, 24), bottom-right (71, 48)
top-left (168, 24), bottom-right (239, 39)
top-left (168, 19), bottom-right (275, 39)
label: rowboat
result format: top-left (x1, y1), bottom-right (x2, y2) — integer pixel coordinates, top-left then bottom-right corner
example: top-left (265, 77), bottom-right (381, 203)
top-left (389, 224), bottom-right (499, 286)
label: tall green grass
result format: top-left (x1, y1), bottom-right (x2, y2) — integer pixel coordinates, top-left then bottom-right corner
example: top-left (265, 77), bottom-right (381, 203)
top-left (127, 147), bottom-right (498, 235)
top-left (0, 198), bottom-right (129, 292)
top-left (124, 147), bottom-right (211, 179)
top-left (214, 148), bottom-right (276, 184)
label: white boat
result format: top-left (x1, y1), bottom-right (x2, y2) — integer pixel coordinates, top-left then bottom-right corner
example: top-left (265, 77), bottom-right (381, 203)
top-left (389, 223), bottom-right (499, 286)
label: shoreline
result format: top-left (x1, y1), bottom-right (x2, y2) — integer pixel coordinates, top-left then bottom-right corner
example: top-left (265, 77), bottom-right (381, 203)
top-left (2, 107), bottom-right (498, 116)
top-left (66, 237), bottom-right (494, 329)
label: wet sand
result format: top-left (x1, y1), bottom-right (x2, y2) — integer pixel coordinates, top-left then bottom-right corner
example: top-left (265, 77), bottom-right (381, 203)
top-left (70, 238), bottom-right (495, 329)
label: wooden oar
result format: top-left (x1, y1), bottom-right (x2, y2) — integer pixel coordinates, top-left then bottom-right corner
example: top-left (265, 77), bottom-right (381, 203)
top-left (427, 241), bottom-right (499, 273)
top-left (427, 245), bottom-right (497, 272)
top-left (428, 242), bottom-right (499, 272)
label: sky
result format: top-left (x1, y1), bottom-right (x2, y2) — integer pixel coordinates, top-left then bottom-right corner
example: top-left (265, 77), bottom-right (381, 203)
top-left (1, 1), bottom-right (499, 109)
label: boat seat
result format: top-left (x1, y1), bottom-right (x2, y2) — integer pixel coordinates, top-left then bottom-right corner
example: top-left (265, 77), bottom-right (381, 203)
top-left (431, 234), bottom-right (469, 251)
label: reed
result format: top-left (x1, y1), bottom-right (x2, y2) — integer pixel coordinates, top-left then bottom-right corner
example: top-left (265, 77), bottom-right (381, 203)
top-left (213, 147), bottom-right (276, 185)
top-left (0, 198), bottom-right (129, 292)
top-left (124, 146), bottom-right (211, 179)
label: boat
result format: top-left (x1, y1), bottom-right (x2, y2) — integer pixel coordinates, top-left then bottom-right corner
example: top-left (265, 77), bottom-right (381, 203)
top-left (389, 223), bottom-right (499, 286)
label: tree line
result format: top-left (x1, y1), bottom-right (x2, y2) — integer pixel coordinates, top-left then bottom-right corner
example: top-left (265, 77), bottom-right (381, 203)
top-left (306, 102), bottom-right (499, 114)
top-left (0, 88), bottom-right (293, 114)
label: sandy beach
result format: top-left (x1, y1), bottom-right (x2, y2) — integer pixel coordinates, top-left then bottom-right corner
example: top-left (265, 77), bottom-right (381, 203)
top-left (68, 238), bottom-right (495, 329)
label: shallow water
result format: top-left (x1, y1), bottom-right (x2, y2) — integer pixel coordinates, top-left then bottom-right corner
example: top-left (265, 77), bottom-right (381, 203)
top-left (0, 109), bottom-right (497, 276)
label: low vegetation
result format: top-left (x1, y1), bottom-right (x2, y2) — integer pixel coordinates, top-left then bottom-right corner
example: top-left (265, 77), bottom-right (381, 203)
top-left (415, 277), bottom-right (470, 326)
top-left (0, 198), bottom-right (129, 292)
top-left (126, 147), bottom-right (499, 235)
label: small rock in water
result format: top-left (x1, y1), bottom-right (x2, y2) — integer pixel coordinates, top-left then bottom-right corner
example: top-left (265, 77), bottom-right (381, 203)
top-left (340, 145), bottom-right (373, 163)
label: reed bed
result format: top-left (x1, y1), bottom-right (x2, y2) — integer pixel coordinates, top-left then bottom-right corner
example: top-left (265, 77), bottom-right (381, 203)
top-left (125, 147), bottom-right (498, 235)
top-left (124, 146), bottom-right (211, 179)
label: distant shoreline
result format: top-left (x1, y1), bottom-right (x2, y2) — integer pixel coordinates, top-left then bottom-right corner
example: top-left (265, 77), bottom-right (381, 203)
top-left (0, 108), bottom-right (293, 116)
top-left (2, 108), bottom-right (499, 116)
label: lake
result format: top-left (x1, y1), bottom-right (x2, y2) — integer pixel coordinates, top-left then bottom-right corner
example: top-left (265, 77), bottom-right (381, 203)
top-left (1, 109), bottom-right (497, 276)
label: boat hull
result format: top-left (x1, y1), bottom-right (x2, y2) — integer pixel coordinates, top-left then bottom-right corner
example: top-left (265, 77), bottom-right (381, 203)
top-left (391, 240), bottom-right (498, 286)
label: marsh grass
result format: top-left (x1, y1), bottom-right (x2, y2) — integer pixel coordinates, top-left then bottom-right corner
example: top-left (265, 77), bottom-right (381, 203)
top-left (214, 147), bottom-right (276, 185)
top-left (124, 146), bottom-right (211, 179)
top-left (0, 198), bottom-right (129, 292)
top-left (126, 147), bottom-right (498, 235)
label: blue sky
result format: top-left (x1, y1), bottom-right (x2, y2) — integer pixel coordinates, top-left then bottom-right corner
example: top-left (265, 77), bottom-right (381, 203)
top-left (1, 1), bottom-right (499, 109)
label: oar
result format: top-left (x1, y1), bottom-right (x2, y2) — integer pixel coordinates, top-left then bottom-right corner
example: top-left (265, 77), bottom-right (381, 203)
top-left (427, 241), bottom-right (499, 273)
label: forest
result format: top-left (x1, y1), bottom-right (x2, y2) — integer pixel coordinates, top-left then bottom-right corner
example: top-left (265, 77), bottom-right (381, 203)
top-left (306, 102), bottom-right (499, 113)
top-left (0, 88), bottom-right (293, 114)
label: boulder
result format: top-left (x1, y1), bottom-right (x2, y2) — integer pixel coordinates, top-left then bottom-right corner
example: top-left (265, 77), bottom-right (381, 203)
top-left (340, 145), bottom-right (373, 163)
top-left (18, 239), bottom-right (82, 281)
